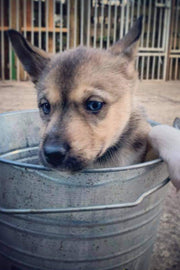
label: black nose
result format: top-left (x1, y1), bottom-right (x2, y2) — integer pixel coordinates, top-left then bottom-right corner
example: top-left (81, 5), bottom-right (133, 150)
top-left (43, 142), bottom-right (70, 166)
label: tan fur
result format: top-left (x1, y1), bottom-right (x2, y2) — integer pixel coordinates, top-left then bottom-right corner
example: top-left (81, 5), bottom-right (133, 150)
top-left (8, 21), bottom-right (180, 189)
top-left (8, 19), bottom-right (156, 172)
top-left (66, 92), bottom-right (132, 160)
top-left (36, 47), bottom-right (151, 170)
top-left (45, 86), bottom-right (61, 105)
top-left (44, 73), bottom-right (61, 104)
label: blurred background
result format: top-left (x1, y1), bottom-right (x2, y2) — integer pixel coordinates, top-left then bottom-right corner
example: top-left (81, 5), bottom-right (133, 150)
top-left (0, 0), bottom-right (179, 81)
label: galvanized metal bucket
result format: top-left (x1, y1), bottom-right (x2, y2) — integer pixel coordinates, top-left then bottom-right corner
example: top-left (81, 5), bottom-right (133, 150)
top-left (0, 110), bottom-right (169, 270)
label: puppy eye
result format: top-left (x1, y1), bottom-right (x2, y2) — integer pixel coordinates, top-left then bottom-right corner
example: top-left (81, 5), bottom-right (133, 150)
top-left (40, 102), bottom-right (51, 115)
top-left (86, 100), bottom-right (104, 113)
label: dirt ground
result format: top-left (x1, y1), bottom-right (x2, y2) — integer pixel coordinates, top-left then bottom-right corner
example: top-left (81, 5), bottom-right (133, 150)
top-left (0, 80), bottom-right (180, 270)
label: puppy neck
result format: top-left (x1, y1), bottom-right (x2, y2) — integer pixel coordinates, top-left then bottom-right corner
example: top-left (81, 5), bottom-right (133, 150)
top-left (95, 111), bottom-right (150, 168)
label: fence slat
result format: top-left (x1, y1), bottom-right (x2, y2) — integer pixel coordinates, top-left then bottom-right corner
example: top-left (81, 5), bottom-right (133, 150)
top-left (80, 0), bottom-right (84, 45)
top-left (100, 0), bottom-right (104, 49)
top-left (38, 0), bottom-right (41, 48)
top-left (131, 0), bottom-right (135, 26)
top-left (60, 0), bottom-right (63, 52)
top-left (93, 0), bottom-right (98, 48)
top-left (9, 0), bottom-right (12, 80)
top-left (120, 2), bottom-right (124, 39)
top-left (87, 0), bottom-right (91, 47)
top-left (146, 0), bottom-right (152, 48)
top-left (140, 0), bottom-right (146, 47)
top-left (45, 0), bottom-right (49, 51)
top-left (157, 1), bottom-right (163, 50)
top-left (107, 0), bottom-right (111, 49)
top-left (16, 0), bottom-right (20, 81)
top-left (125, 1), bottom-right (130, 34)
top-left (74, 0), bottom-right (77, 48)
top-left (67, 0), bottom-right (70, 49)
top-left (1, 0), bottom-right (4, 80)
top-left (113, 2), bottom-right (117, 43)
top-left (52, 0), bottom-right (55, 54)
top-left (23, 0), bottom-right (27, 79)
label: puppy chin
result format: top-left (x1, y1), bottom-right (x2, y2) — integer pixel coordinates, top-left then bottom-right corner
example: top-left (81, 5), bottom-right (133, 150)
top-left (39, 150), bottom-right (88, 173)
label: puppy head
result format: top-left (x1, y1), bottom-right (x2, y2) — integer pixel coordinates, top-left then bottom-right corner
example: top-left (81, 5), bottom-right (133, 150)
top-left (8, 17), bottom-right (142, 172)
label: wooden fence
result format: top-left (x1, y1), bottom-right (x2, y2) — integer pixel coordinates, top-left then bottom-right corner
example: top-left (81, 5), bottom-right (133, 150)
top-left (0, 0), bottom-right (179, 81)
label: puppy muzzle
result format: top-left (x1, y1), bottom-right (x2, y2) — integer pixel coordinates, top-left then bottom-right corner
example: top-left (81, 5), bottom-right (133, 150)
top-left (40, 140), bottom-right (86, 172)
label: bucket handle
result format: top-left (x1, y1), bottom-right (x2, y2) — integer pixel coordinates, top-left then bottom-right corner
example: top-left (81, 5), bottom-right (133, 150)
top-left (0, 177), bottom-right (170, 214)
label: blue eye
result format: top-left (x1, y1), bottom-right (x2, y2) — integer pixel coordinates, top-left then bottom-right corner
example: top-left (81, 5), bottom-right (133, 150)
top-left (40, 102), bottom-right (51, 115)
top-left (86, 100), bottom-right (104, 113)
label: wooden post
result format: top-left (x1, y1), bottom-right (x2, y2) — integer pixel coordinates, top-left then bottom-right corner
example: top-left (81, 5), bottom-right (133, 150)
top-left (19, 0), bottom-right (25, 80)
top-left (77, 0), bottom-right (80, 47)
top-left (48, 0), bottom-right (54, 52)
top-left (165, 0), bottom-right (174, 81)
top-left (69, 0), bottom-right (75, 48)
top-left (10, 0), bottom-right (17, 80)
top-left (83, 0), bottom-right (88, 45)
top-left (26, 0), bottom-right (32, 28)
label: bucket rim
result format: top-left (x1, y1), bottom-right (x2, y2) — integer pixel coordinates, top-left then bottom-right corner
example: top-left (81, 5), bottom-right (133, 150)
top-left (0, 109), bottom-right (163, 173)
top-left (0, 153), bottom-right (163, 173)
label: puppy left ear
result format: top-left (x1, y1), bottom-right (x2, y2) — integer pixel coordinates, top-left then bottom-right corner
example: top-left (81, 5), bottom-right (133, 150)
top-left (7, 29), bottom-right (50, 83)
top-left (109, 16), bottom-right (143, 60)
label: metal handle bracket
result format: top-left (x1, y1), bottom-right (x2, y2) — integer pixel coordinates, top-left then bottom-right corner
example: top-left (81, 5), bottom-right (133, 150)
top-left (0, 178), bottom-right (170, 214)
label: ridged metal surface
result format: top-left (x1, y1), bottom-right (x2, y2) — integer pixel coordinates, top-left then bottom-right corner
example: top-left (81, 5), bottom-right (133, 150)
top-left (0, 110), bottom-right (169, 270)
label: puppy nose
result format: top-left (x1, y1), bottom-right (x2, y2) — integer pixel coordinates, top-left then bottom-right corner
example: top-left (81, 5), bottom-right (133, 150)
top-left (43, 142), bottom-right (70, 166)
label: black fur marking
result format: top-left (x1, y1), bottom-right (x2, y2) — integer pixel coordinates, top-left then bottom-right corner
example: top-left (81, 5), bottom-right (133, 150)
top-left (97, 139), bottom-right (123, 164)
top-left (132, 138), bottom-right (145, 151)
top-left (54, 47), bottom-right (88, 108)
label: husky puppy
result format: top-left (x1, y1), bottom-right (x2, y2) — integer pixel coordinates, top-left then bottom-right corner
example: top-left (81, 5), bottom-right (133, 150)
top-left (7, 18), bottom-right (180, 190)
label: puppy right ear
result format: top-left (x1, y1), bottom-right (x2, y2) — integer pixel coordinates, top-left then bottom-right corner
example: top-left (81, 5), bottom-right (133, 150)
top-left (109, 16), bottom-right (143, 60)
top-left (7, 30), bottom-right (50, 83)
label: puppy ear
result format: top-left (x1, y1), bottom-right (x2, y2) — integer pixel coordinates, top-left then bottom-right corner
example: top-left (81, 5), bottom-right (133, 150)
top-left (109, 16), bottom-right (143, 60)
top-left (7, 29), bottom-right (50, 83)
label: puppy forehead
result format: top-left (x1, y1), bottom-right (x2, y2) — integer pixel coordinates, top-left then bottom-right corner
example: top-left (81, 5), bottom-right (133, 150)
top-left (39, 47), bottom-right (128, 103)
top-left (37, 47), bottom-right (83, 100)
top-left (39, 47), bottom-right (92, 103)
